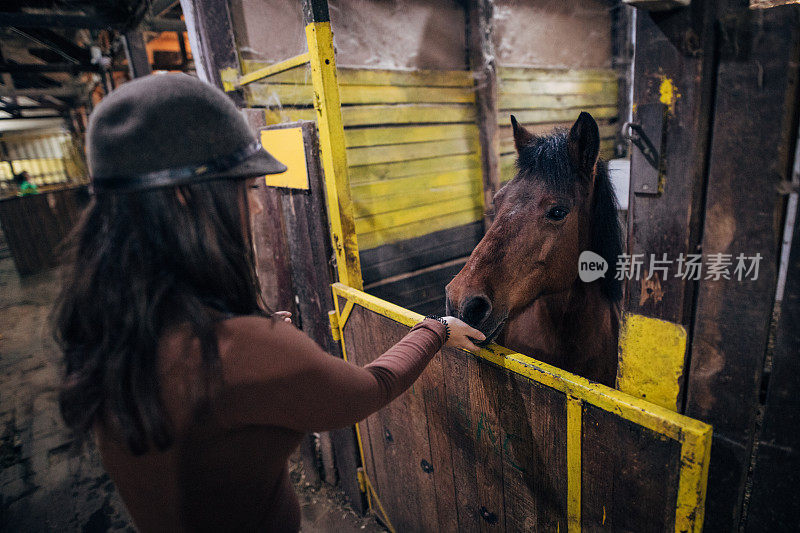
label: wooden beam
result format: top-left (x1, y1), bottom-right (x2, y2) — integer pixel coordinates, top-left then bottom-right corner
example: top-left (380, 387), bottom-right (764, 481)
top-left (0, 62), bottom-right (126, 74)
top-left (179, 0), bottom-right (242, 103)
top-left (625, 3), bottom-right (716, 324)
top-left (684, 4), bottom-right (800, 530)
top-left (467, 0), bottom-right (499, 231)
top-left (122, 31), bottom-right (152, 78)
top-left (0, 12), bottom-right (113, 30)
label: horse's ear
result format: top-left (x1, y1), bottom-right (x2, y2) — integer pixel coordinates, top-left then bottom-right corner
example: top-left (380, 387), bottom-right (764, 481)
top-left (511, 115), bottom-right (534, 153)
top-left (567, 112), bottom-right (600, 180)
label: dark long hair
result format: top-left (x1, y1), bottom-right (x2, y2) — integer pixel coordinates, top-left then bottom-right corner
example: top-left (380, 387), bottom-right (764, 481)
top-left (54, 179), bottom-right (267, 455)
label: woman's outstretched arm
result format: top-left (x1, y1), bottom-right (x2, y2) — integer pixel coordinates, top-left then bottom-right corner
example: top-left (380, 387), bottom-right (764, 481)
top-left (215, 315), bottom-right (482, 432)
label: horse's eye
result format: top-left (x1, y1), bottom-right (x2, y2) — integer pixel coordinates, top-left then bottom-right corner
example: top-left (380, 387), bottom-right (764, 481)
top-left (545, 206), bottom-right (569, 221)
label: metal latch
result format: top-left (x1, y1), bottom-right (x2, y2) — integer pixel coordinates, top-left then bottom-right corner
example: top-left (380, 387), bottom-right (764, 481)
top-left (625, 102), bottom-right (667, 195)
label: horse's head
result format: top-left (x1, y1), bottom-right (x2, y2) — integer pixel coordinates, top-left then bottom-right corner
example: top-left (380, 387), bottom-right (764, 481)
top-left (445, 112), bottom-right (622, 344)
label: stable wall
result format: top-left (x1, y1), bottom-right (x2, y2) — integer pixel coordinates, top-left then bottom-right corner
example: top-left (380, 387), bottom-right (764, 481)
top-left (492, 0), bottom-right (613, 68)
top-left (229, 0), bottom-right (466, 69)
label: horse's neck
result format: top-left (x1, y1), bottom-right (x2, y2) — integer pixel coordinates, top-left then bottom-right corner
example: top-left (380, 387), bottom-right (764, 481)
top-left (502, 280), bottom-right (620, 386)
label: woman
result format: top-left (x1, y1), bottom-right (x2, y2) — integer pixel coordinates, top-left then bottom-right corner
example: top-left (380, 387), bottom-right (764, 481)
top-left (54, 73), bottom-right (483, 532)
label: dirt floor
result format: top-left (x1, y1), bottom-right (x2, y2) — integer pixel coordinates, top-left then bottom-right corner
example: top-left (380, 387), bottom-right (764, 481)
top-left (0, 232), bottom-right (385, 532)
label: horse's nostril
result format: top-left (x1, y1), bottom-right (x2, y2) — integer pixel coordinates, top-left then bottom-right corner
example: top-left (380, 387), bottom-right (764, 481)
top-left (462, 295), bottom-right (492, 328)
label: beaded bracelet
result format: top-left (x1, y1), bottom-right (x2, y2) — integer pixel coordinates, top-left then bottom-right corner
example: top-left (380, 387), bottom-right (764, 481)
top-left (425, 315), bottom-right (450, 344)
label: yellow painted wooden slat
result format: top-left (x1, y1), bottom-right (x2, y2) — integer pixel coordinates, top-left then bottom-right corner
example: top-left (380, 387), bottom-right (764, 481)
top-left (238, 53), bottom-right (310, 87)
top-left (498, 66), bottom-right (617, 82)
top-left (353, 181), bottom-right (481, 219)
top-left (242, 60), bottom-right (473, 87)
top-left (616, 313), bottom-right (688, 412)
top-left (249, 83), bottom-right (476, 107)
top-left (344, 123), bottom-right (479, 148)
top-left (497, 90), bottom-right (617, 112)
top-left (357, 208), bottom-right (482, 249)
top-left (348, 153), bottom-right (480, 184)
top-left (355, 192), bottom-right (482, 234)
top-left (350, 168), bottom-right (475, 198)
top-left (499, 88), bottom-right (617, 111)
top-left (266, 104), bottom-right (477, 127)
top-left (500, 78), bottom-right (616, 96)
top-left (675, 430), bottom-right (713, 532)
top-left (496, 106), bottom-right (618, 126)
top-left (567, 396), bottom-right (582, 533)
top-left (347, 137), bottom-right (480, 166)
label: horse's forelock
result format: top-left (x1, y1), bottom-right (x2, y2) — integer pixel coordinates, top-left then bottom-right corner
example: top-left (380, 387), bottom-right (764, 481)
top-left (514, 130), bottom-right (576, 196)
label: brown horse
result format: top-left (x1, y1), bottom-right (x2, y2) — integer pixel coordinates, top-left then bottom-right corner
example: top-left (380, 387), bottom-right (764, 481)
top-left (445, 112), bottom-right (623, 386)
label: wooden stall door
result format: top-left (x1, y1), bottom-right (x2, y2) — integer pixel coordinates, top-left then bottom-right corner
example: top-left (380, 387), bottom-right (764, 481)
top-left (332, 283), bottom-right (711, 533)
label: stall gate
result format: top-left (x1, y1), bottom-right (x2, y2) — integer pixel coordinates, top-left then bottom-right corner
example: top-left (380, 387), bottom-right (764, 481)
top-left (331, 283), bottom-right (711, 533)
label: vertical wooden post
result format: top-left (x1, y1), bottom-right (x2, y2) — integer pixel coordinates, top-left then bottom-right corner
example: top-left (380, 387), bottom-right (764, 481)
top-left (744, 130), bottom-right (800, 529)
top-left (467, 0), bottom-right (500, 230)
top-left (684, 4), bottom-right (800, 530)
top-left (625, 1), bottom-right (716, 326)
top-left (122, 30), bottom-right (152, 78)
top-left (179, 0), bottom-right (243, 104)
top-left (302, 0), bottom-right (363, 290)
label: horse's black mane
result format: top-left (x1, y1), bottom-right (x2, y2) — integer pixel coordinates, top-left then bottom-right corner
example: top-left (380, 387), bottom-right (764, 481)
top-left (515, 130), bottom-right (623, 302)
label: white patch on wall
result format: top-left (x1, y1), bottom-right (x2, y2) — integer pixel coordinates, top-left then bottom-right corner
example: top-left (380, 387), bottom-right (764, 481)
top-left (608, 158), bottom-right (630, 211)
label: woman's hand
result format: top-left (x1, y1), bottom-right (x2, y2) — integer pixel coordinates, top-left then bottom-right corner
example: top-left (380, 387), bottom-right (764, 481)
top-left (442, 316), bottom-right (486, 352)
top-left (274, 311), bottom-right (292, 324)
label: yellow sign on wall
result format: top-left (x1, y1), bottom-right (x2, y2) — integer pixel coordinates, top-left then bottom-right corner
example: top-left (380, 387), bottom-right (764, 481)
top-left (260, 127), bottom-right (309, 190)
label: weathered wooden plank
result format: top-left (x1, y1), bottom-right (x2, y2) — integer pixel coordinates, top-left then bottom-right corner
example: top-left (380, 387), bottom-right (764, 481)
top-left (241, 109), bottom-right (296, 314)
top-left (344, 306), bottom-right (440, 530)
top-left (467, 0), bottom-right (500, 231)
top-left (353, 181), bottom-right (481, 220)
top-left (180, 0), bottom-right (241, 102)
top-left (345, 123), bottom-right (479, 148)
top-left (469, 355), bottom-right (506, 531)
top-left (360, 221), bottom-right (483, 284)
top-left (441, 347), bottom-right (482, 530)
top-left (581, 404), bottom-right (682, 531)
top-left (265, 103), bottom-right (477, 127)
top-left (348, 137), bottom-right (479, 167)
top-left (498, 89), bottom-right (617, 111)
top-left (358, 208), bottom-right (483, 250)
top-left (348, 153), bottom-right (480, 184)
top-left (496, 106), bottom-right (617, 126)
top-left (498, 66), bottom-right (617, 82)
top-left (744, 166), bottom-right (800, 530)
top-left (366, 260), bottom-right (466, 311)
top-left (685, 5), bottom-right (800, 530)
top-left (624, 2), bottom-right (716, 324)
top-left (500, 378), bottom-right (567, 531)
top-left (419, 344), bottom-right (459, 531)
top-left (354, 193), bottom-right (482, 234)
top-left (242, 60), bottom-right (474, 87)
top-left (248, 83), bottom-right (476, 107)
